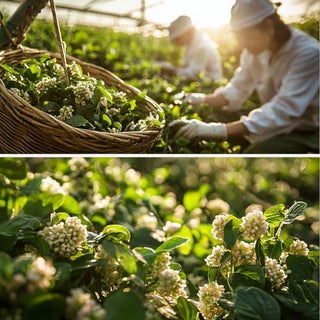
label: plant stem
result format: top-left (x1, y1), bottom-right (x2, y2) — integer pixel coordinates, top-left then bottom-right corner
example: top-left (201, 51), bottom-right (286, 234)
top-left (49, 0), bottom-right (70, 86)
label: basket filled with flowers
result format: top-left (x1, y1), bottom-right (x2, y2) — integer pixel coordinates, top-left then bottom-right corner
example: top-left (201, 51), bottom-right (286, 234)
top-left (0, 0), bottom-right (164, 153)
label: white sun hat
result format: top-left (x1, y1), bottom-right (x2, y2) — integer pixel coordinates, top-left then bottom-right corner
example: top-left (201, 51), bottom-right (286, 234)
top-left (231, 0), bottom-right (276, 30)
top-left (168, 16), bottom-right (194, 40)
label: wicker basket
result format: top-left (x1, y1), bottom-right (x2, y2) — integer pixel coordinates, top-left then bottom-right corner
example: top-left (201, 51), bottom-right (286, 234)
top-left (0, 46), bottom-right (164, 153)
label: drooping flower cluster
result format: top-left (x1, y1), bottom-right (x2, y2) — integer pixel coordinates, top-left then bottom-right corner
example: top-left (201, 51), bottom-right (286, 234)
top-left (288, 239), bottom-right (309, 256)
top-left (26, 257), bottom-right (56, 292)
top-left (212, 213), bottom-right (229, 240)
top-left (265, 257), bottom-right (287, 289)
top-left (66, 288), bottom-right (106, 320)
top-left (38, 216), bottom-right (87, 258)
top-left (198, 281), bottom-right (225, 320)
top-left (58, 105), bottom-right (74, 121)
top-left (35, 76), bottom-right (57, 95)
top-left (150, 252), bottom-right (171, 279)
top-left (205, 245), bottom-right (226, 267)
top-left (232, 240), bottom-right (256, 266)
top-left (240, 209), bottom-right (268, 240)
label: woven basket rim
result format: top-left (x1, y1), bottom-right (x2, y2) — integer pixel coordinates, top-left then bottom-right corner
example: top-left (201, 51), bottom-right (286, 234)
top-left (0, 45), bottom-right (165, 142)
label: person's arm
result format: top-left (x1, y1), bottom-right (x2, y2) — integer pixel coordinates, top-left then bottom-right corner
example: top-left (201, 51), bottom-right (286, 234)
top-left (226, 121), bottom-right (250, 137)
top-left (241, 46), bottom-right (319, 143)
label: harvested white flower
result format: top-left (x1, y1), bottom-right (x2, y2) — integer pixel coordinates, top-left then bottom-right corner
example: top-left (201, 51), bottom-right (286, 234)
top-left (72, 81), bottom-right (95, 106)
top-left (212, 213), bottom-right (229, 241)
top-left (58, 105), bottom-right (74, 121)
top-left (198, 281), bottom-right (225, 320)
top-left (38, 216), bottom-right (87, 258)
top-left (240, 209), bottom-right (268, 240)
top-left (35, 77), bottom-right (57, 95)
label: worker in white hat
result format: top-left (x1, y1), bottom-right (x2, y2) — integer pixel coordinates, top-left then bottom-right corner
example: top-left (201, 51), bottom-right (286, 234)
top-left (158, 15), bottom-right (223, 80)
top-left (170, 0), bottom-right (319, 153)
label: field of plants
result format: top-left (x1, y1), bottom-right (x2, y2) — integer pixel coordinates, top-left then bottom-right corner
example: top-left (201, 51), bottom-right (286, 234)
top-left (0, 158), bottom-right (318, 319)
top-left (7, 14), bottom-right (314, 153)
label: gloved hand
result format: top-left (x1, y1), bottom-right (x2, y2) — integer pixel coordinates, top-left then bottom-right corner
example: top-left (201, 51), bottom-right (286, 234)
top-left (183, 93), bottom-right (206, 106)
top-left (169, 119), bottom-right (227, 140)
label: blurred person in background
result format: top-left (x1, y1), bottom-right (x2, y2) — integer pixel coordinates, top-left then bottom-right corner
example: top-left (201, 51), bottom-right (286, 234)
top-left (157, 15), bottom-right (223, 80)
top-left (170, 0), bottom-right (319, 154)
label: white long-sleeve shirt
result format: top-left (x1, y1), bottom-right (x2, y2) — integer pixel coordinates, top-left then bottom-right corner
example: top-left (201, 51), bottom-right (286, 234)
top-left (217, 27), bottom-right (319, 143)
top-left (177, 32), bottom-right (223, 80)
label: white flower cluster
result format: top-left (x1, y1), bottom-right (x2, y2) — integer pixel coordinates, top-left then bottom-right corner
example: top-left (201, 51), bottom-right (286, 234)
top-left (72, 81), bottom-right (95, 106)
top-left (68, 61), bottom-right (82, 77)
top-left (53, 63), bottom-right (65, 81)
top-left (3, 72), bottom-right (18, 82)
top-left (95, 246), bottom-right (122, 291)
top-left (150, 252), bottom-right (171, 279)
top-left (26, 257), bottom-right (56, 292)
top-left (206, 199), bottom-right (230, 216)
top-left (163, 221), bottom-right (181, 234)
top-left (198, 281), bottom-right (225, 320)
top-left (288, 239), bottom-right (309, 256)
top-left (66, 288), bottom-right (106, 320)
top-left (136, 214), bottom-right (158, 231)
top-left (38, 216), bottom-right (87, 258)
top-left (113, 91), bottom-right (126, 100)
top-left (155, 269), bottom-right (187, 304)
top-left (9, 88), bottom-right (31, 102)
top-left (100, 96), bottom-right (109, 107)
top-left (35, 77), bottom-right (57, 95)
top-left (205, 245), bottom-right (226, 267)
top-left (240, 209), bottom-right (268, 240)
top-left (68, 157), bottom-right (89, 171)
top-left (89, 193), bottom-right (115, 221)
top-left (211, 213), bottom-right (229, 240)
top-left (58, 105), bottom-right (74, 121)
top-left (232, 241), bottom-right (256, 266)
top-left (107, 107), bottom-right (120, 117)
top-left (265, 257), bottom-right (287, 289)
top-left (40, 176), bottom-right (66, 194)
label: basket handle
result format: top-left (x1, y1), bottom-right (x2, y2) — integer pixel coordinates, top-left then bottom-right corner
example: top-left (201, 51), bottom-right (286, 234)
top-left (0, 0), bottom-right (49, 50)
top-left (49, 0), bottom-right (70, 86)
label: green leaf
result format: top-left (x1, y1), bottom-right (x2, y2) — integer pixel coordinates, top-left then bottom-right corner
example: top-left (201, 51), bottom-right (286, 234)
top-left (171, 225), bottom-right (194, 255)
top-left (0, 158), bottom-right (27, 179)
top-left (234, 286), bottom-right (281, 320)
top-left (175, 296), bottom-right (199, 320)
top-left (23, 293), bottom-right (66, 320)
top-left (102, 225), bottom-right (131, 242)
top-left (232, 265), bottom-right (265, 289)
top-left (284, 201), bottom-right (307, 224)
top-left (0, 63), bottom-right (20, 75)
top-left (60, 195), bottom-right (81, 214)
top-left (218, 292), bottom-right (235, 311)
top-left (129, 99), bottom-right (136, 110)
top-left (183, 191), bottom-right (201, 211)
top-left (155, 237), bottom-right (189, 254)
top-left (0, 252), bottom-right (13, 280)
top-left (224, 219), bottom-right (239, 248)
top-left (255, 238), bottom-right (265, 267)
top-left (103, 114), bottom-right (112, 126)
top-left (286, 255), bottom-right (313, 281)
top-left (132, 247), bottom-right (156, 264)
top-left (70, 254), bottom-right (107, 271)
top-left (54, 262), bottom-right (72, 290)
top-left (0, 214), bottom-right (42, 234)
top-left (264, 204), bottom-right (285, 227)
top-left (115, 244), bottom-right (137, 274)
top-left (265, 239), bottom-right (283, 260)
top-left (66, 115), bottom-right (88, 127)
top-left (104, 291), bottom-right (144, 320)
top-left (99, 86), bottom-right (113, 103)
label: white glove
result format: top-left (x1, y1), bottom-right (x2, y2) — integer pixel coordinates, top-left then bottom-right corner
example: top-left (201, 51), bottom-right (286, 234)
top-left (169, 119), bottom-right (227, 140)
top-left (183, 93), bottom-right (206, 106)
